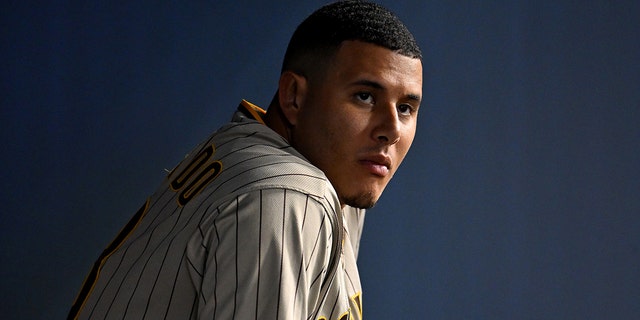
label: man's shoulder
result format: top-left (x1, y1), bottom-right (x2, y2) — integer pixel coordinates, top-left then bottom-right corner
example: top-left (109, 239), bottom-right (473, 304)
top-left (220, 140), bottom-right (332, 199)
top-left (207, 120), bottom-right (337, 204)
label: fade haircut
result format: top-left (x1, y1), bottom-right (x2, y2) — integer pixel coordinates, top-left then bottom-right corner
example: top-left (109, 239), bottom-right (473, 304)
top-left (282, 0), bottom-right (422, 78)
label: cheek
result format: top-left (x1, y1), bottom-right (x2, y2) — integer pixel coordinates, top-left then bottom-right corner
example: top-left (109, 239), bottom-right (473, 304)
top-left (295, 112), bottom-right (344, 164)
top-left (320, 119), bottom-right (350, 156)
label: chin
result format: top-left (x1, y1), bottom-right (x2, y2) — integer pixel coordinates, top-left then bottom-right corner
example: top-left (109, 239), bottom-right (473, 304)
top-left (342, 191), bottom-right (379, 209)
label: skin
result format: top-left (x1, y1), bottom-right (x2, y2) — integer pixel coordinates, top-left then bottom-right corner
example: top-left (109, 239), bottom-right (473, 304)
top-left (266, 40), bottom-right (423, 209)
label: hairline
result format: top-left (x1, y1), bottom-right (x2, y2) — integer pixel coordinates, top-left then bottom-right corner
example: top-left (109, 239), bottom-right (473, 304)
top-left (283, 39), bottom-right (421, 84)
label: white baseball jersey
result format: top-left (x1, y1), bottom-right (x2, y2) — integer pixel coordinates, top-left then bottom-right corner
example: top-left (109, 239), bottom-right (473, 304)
top-left (69, 100), bottom-right (366, 320)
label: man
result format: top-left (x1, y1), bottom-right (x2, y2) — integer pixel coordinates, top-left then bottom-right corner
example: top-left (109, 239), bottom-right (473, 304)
top-left (68, 1), bottom-right (422, 319)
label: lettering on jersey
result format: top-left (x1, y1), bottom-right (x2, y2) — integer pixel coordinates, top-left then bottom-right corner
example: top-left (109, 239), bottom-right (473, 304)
top-left (351, 292), bottom-right (363, 319)
top-left (170, 144), bottom-right (222, 206)
top-left (338, 310), bottom-right (350, 320)
top-left (316, 292), bottom-right (362, 320)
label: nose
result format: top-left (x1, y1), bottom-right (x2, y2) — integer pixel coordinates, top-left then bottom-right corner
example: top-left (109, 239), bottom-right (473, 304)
top-left (372, 103), bottom-right (401, 145)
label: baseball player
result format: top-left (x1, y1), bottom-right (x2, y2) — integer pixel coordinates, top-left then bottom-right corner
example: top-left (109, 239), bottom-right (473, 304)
top-left (68, 1), bottom-right (422, 319)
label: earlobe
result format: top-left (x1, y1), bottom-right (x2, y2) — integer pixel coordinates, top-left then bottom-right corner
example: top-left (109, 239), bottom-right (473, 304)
top-left (277, 71), bottom-right (307, 126)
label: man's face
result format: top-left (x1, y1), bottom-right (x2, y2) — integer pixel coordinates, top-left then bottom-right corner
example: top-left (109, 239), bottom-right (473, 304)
top-left (291, 40), bottom-right (422, 209)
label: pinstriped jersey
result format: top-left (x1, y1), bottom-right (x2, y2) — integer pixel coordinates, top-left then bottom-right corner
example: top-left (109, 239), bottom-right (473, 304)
top-left (69, 100), bottom-right (366, 320)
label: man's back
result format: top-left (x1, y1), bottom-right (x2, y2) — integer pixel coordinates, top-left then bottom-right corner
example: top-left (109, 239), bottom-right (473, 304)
top-left (70, 101), bottom-right (363, 319)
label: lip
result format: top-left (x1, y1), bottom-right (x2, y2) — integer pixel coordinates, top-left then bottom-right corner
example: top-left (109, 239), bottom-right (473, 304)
top-left (359, 154), bottom-right (392, 177)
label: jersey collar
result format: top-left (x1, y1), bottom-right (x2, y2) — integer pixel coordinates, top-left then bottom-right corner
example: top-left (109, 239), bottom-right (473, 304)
top-left (238, 99), bottom-right (267, 125)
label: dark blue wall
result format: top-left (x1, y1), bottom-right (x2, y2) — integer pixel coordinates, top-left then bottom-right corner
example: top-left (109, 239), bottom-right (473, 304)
top-left (2, 1), bottom-right (638, 319)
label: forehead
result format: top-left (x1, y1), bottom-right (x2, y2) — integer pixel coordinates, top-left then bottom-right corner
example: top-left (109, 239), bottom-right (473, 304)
top-left (327, 40), bottom-right (423, 92)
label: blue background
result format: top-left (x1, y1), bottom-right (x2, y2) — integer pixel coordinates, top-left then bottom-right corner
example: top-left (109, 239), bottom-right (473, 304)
top-left (2, 1), bottom-right (639, 319)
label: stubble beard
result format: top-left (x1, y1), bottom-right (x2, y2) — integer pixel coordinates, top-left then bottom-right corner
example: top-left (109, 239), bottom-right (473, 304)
top-left (342, 191), bottom-right (378, 209)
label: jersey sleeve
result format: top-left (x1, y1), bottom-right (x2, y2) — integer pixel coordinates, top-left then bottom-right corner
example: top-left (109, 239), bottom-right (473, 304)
top-left (191, 188), bottom-right (336, 319)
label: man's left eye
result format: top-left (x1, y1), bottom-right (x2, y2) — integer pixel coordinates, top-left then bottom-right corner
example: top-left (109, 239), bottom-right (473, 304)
top-left (398, 104), bottom-right (413, 115)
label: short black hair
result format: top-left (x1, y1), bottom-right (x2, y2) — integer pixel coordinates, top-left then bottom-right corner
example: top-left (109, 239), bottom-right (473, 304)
top-left (282, 0), bottom-right (422, 76)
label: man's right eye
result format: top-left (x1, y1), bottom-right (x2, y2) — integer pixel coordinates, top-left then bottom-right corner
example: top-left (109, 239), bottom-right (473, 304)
top-left (355, 92), bottom-right (374, 104)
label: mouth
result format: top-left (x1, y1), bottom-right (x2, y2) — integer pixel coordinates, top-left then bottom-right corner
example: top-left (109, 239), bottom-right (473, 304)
top-left (359, 154), bottom-right (391, 177)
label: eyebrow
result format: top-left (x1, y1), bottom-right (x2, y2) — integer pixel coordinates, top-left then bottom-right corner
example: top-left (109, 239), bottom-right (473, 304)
top-left (351, 79), bottom-right (422, 102)
top-left (352, 79), bottom-right (384, 90)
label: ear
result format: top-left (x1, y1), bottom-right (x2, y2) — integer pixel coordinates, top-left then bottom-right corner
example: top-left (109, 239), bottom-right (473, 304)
top-left (277, 71), bottom-right (307, 126)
